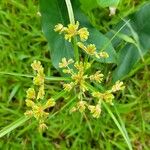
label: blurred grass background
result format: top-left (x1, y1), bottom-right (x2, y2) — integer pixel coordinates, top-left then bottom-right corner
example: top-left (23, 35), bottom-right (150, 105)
top-left (0, 0), bottom-right (150, 149)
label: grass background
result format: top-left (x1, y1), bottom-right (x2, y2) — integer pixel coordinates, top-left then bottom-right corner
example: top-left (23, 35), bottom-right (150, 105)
top-left (0, 0), bottom-right (150, 149)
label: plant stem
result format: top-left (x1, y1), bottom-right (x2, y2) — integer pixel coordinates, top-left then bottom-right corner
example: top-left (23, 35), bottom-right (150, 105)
top-left (65, 0), bottom-right (79, 61)
top-left (0, 71), bottom-right (71, 81)
top-left (65, 0), bottom-right (75, 24)
top-left (73, 37), bottom-right (79, 61)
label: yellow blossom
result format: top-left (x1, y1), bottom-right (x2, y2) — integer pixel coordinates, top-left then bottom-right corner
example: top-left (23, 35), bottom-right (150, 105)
top-left (54, 23), bottom-right (64, 33)
top-left (24, 110), bottom-right (33, 117)
top-left (33, 105), bottom-right (49, 120)
top-left (88, 104), bottom-right (101, 118)
top-left (63, 82), bottom-right (74, 91)
top-left (92, 91), bottom-right (114, 104)
top-left (37, 85), bottom-right (45, 100)
top-left (44, 98), bottom-right (56, 109)
top-left (59, 58), bottom-right (74, 68)
top-left (38, 123), bottom-right (48, 132)
top-left (64, 21), bottom-right (79, 42)
top-left (77, 42), bottom-right (96, 55)
top-left (26, 88), bottom-right (36, 99)
top-left (33, 74), bottom-right (45, 85)
top-left (77, 101), bottom-right (87, 112)
top-left (98, 52), bottom-right (109, 58)
top-left (111, 81), bottom-right (125, 92)
top-left (25, 99), bottom-right (35, 107)
top-left (90, 71), bottom-right (104, 83)
top-left (31, 60), bottom-right (43, 72)
top-left (77, 27), bottom-right (89, 41)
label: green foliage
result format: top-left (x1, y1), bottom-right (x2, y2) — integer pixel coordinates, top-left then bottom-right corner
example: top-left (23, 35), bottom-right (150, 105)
top-left (111, 2), bottom-right (150, 80)
top-left (80, 0), bottom-right (120, 12)
top-left (0, 0), bottom-right (150, 149)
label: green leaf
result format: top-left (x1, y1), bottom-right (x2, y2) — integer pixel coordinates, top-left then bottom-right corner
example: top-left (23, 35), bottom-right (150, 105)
top-left (97, 0), bottom-right (120, 8)
top-left (79, 0), bottom-right (120, 12)
top-left (0, 116), bottom-right (29, 138)
top-left (39, 0), bottom-right (74, 68)
top-left (112, 3), bottom-right (150, 81)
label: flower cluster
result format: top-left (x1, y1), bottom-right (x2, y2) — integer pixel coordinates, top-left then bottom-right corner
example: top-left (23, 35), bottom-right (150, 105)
top-left (54, 21), bottom-right (89, 42)
top-left (77, 42), bottom-right (109, 59)
top-left (24, 60), bottom-right (56, 131)
top-left (54, 21), bottom-right (125, 119)
top-left (59, 58), bottom-right (125, 118)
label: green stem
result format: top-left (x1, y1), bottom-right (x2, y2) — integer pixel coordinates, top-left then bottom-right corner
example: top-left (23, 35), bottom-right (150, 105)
top-left (65, 0), bottom-right (79, 61)
top-left (0, 71), bottom-right (71, 81)
top-left (73, 37), bottom-right (79, 61)
top-left (65, 0), bottom-right (75, 24)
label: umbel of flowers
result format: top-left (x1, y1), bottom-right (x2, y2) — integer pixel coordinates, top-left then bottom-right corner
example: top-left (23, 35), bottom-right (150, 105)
top-left (54, 21), bottom-right (125, 118)
top-left (24, 60), bottom-right (55, 131)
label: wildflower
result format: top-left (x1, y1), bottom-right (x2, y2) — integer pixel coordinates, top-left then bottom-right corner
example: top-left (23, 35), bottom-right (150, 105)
top-left (33, 74), bottom-right (45, 86)
top-left (39, 123), bottom-right (48, 132)
top-left (111, 81), bottom-right (125, 92)
top-left (25, 99), bottom-right (35, 107)
top-left (64, 21), bottom-right (79, 42)
top-left (77, 27), bottom-right (89, 41)
top-left (45, 98), bottom-right (56, 109)
top-left (63, 82), bottom-right (74, 91)
top-left (88, 104), bottom-right (101, 118)
top-left (24, 110), bottom-right (33, 116)
top-left (98, 52), bottom-right (109, 58)
top-left (37, 85), bottom-right (45, 100)
top-left (31, 60), bottom-right (43, 73)
top-left (92, 91), bottom-right (114, 104)
top-left (54, 23), bottom-right (64, 33)
top-left (77, 101), bottom-right (87, 112)
top-left (90, 71), bottom-right (104, 83)
top-left (59, 58), bottom-right (74, 68)
top-left (26, 88), bottom-right (36, 99)
top-left (77, 42), bottom-right (96, 55)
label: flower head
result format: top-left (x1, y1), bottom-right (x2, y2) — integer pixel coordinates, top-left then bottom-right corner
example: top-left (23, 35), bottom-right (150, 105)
top-left (77, 27), bottom-right (89, 41)
top-left (88, 104), bottom-right (101, 118)
top-left (111, 81), bottom-right (125, 92)
top-left (90, 71), bottom-right (104, 83)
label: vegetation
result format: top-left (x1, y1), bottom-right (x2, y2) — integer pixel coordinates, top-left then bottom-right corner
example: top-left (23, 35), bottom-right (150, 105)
top-left (0, 0), bottom-right (150, 149)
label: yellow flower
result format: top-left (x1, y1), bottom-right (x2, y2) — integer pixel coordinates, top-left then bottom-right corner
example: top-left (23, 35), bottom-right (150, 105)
top-left (90, 71), bottom-right (104, 83)
top-left (111, 81), bottom-right (125, 92)
top-left (33, 74), bottom-right (45, 86)
top-left (98, 52), bottom-right (109, 58)
top-left (44, 98), bottom-right (56, 109)
top-left (37, 85), bottom-right (45, 100)
top-left (38, 123), bottom-right (48, 132)
top-left (63, 82), bottom-right (74, 91)
top-left (26, 88), bottom-right (36, 99)
top-left (25, 99), bottom-right (35, 107)
top-left (59, 58), bottom-right (74, 68)
top-left (92, 91), bottom-right (114, 104)
top-left (77, 101), bottom-right (87, 112)
top-left (24, 110), bottom-right (33, 117)
top-left (31, 60), bottom-right (43, 72)
top-left (64, 21), bottom-right (79, 42)
top-left (33, 105), bottom-right (49, 120)
top-left (54, 23), bottom-right (64, 33)
top-left (88, 104), bottom-right (101, 118)
top-left (77, 27), bottom-right (89, 41)
top-left (77, 42), bottom-right (96, 55)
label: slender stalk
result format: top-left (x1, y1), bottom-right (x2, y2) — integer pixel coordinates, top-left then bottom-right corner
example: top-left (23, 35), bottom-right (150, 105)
top-left (0, 71), bottom-right (71, 81)
top-left (65, 0), bottom-right (75, 24)
top-left (73, 37), bottom-right (79, 61)
top-left (65, 0), bottom-right (79, 61)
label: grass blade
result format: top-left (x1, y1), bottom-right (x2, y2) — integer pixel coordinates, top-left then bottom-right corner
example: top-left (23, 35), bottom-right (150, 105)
top-left (0, 116), bottom-right (29, 138)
